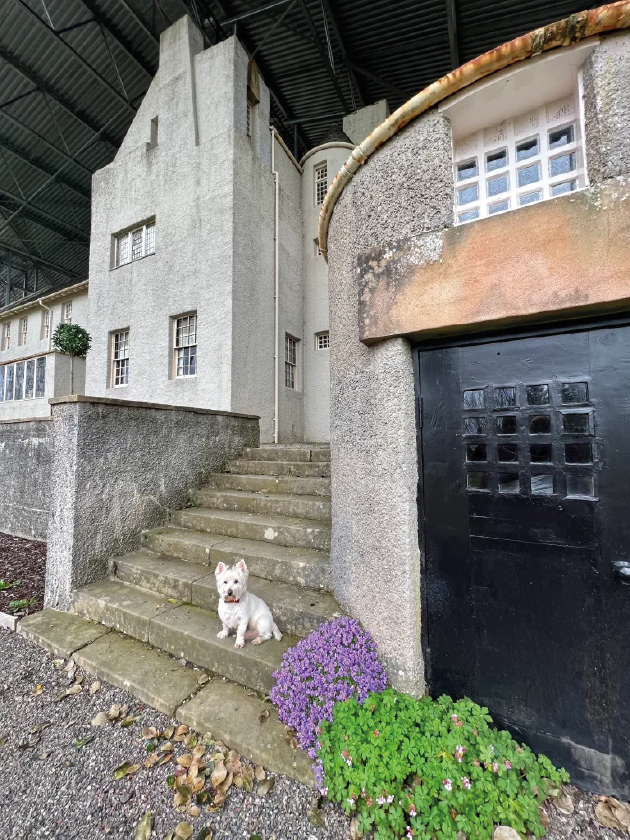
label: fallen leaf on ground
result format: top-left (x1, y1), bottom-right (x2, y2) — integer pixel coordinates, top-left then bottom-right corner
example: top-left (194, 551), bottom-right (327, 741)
top-left (120, 715), bottom-right (136, 728)
top-left (31, 684), bottom-right (43, 696)
top-left (174, 824), bottom-right (193, 839)
top-left (29, 721), bottom-right (51, 735)
top-left (55, 684), bottom-right (82, 701)
top-left (254, 765), bottom-right (266, 781)
top-left (174, 725), bottom-right (189, 742)
top-left (174, 784), bottom-right (192, 807)
top-left (259, 709), bottom-right (269, 724)
top-left (350, 816), bottom-right (362, 839)
top-left (258, 777), bottom-right (275, 796)
top-left (135, 810), bottom-right (153, 840)
top-left (52, 659), bottom-right (64, 670)
top-left (145, 753), bottom-right (161, 768)
top-left (162, 725), bottom-right (175, 740)
top-left (74, 675), bottom-right (84, 685)
top-left (211, 762), bottom-right (227, 787)
top-left (72, 734), bottom-right (96, 749)
top-left (187, 805), bottom-right (201, 818)
top-left (113, 761), bottom-right (141, 780)
top-left (142, 727), bottom-right (159, 740)
top-left (160, 741), bottom-right (174, 753)
top-left (192, 745), bottom-right (206, 760)
top-left (0, 736), bottom-right (7, 747)
top-left (197, 674), bottom-right (209, 686)
top-left (89, 680), bottom-right (101, 695)
top-left (216, 772), bottom-right (233, 795)
top-left (195, 830), bottom-right (212, 840)
top-left (595, 797), bottom-right (630, 831)
top-left (225, 750), bottom-right (241, 774)
top-left (177, 754), bottom-right (193, 768)
top-left (554, 793), bottom-right (574, 815)
top-left (184, 733), bottom-right (198, 749)
top-left (91, 712), bottom-right (111, 727)
top-left (307, 807), bottom-right (326, 828)
top-left (201, 732), bottom-right (213, 745)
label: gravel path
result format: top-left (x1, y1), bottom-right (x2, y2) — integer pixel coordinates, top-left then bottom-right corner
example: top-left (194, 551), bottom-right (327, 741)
top-left (0, 627), bottom-right (626, 840)
top-left (0, 533), bottom-right (46, 616)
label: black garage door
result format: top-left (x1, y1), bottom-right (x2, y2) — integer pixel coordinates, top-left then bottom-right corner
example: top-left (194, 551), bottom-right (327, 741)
top-left (417, 325), bottom-right (630, 798)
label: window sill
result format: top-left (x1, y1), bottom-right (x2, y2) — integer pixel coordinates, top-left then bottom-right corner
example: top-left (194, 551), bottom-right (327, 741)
top-left (110, 252), bottom-right (155, 271)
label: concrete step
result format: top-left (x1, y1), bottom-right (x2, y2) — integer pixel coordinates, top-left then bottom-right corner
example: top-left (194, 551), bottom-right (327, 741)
top-left (171, 508), bottom-right (331, 552)
top-left (242, 446), bottom-right (330, 463)
top-left (18, 610), bottom-right (313, 785)
top-left (71, 579), bottom-right (296, 695)
top-left (206, 472), bottom-right (331, 497)
top-left (143, 527), bottom-right (331, 590)
top-left (194, 488), bottom-right (331, 521)
top-left (227, 460), bottom-right (330, 478)
top-left (114, 551), bottom-right (342, 638)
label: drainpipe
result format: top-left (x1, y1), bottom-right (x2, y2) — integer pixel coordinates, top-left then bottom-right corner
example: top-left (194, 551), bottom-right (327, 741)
top-left (271, 127), bottom-right (280, 444)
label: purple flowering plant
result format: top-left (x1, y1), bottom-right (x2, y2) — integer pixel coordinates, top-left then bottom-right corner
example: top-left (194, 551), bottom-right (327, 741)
top-left (270, 617), bottom-right (388, 767)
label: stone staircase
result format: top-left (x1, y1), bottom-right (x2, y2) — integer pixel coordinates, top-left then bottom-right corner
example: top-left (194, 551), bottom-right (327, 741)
top-left (19, 445), bottom-right (339, 785)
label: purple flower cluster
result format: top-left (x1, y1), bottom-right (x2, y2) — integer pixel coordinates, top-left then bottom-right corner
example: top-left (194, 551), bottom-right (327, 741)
top-left (270, 617), bottom-right (388, 758)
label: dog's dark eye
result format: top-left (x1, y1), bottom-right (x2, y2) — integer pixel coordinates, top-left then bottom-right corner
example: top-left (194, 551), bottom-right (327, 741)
top-left (223, 581), bottom-right (227, 585)
top-left (234, 580), bottom-right (238, 584)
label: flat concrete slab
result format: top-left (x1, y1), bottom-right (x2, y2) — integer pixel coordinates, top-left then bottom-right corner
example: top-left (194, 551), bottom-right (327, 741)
top-left (195, 489), bottom-right (331, 521)
top-left (73, 631), bottom-right (203, 715)
top-left (18, 609), bottom-right (110, 658)
top-left (115, 551), bottom-right (213, 602)
top-left (177, 679), bottom-right (315, 787)
top-left (71, 579), bottom-right (181, 642)
top-left (206, 472), bottom-right (331, 497)
top-left (149, 603), bottom-right (294, 694)
top-left (227, 460), bottom-right (331, 478)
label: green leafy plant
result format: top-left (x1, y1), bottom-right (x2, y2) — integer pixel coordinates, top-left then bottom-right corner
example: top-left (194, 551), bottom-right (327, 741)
top-left (0, 579), bottom-right (20, 591)
top-left (318, 689), bottom-right (569, 840)
top-left (52, 323), bottom-right (92, 358)
top-left (8, 597), bottom-right (38, 615)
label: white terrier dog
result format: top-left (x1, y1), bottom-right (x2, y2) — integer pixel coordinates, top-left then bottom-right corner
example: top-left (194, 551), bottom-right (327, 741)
top-left (215, 559), bottom-right (283, 648)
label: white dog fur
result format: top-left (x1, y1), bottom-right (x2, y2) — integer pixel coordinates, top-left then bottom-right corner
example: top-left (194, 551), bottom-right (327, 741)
top-left (215, 559), bottom-right (282, 648)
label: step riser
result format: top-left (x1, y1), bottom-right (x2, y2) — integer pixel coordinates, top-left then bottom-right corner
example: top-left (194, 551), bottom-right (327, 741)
top-left (242, 448), bottom-right (330, 463)
top-left (195, 490), bottom-right (331, 521)
top-left (171, 509), bottom-right (331, 552)
top-left (206, 473), bottom-right (331, 497)
top-left (143, 530), bottom-right (331, 590)
top-left (227, 461), bottom-right (330, 478)
top-left (115, 559), bottom-right (335, 638)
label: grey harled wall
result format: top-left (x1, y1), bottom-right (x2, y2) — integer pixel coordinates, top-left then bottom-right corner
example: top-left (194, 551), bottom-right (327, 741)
top-left (0, 419), bottom-right (52, 541)
top-left (327, 113), bottom-right (454, 697)
top-left (45, 396), bottom-right (259, 610)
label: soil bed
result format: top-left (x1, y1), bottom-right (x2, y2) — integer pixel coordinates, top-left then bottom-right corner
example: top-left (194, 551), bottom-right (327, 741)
top-left (0, 533), bottom-right (46, 616)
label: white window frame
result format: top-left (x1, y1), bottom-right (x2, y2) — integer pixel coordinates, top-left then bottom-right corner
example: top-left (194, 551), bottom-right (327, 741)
top-left (315, 331), bottom-right (330, 350)
top-left (453, 93), bottom-right (587, 225)
top-left (314, 162), bottom-right (328, 206)
top-left (0, 356), bottom-right (46, 402)
top-left (114, 221), bottom-right (156, 267)
top-left (2, 322), bottom-right (10, 351)
top-left (174, 313), bottom-right (197, 379)
top-left (41, 309), bottom-right (51, 340)
top-left (63, 301), bottom-right (73, 324)
top-left (111, 329), bottom-right (130, 388)
top-left (285, 334), bottom-right (299, 389)
top-left (18, 317), bottom-right (27, 346)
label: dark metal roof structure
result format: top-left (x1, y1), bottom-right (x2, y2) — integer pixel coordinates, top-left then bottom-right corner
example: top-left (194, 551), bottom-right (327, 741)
top-left (0, 0), bottom-right (597, 307)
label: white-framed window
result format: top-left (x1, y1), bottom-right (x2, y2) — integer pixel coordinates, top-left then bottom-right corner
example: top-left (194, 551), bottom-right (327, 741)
top-left (0, 356), bottom-right (46, 402)
top-left (315, 162), bottom-right (328, 206)
top-left (17, 317), bottom-right (27, 346)
top-left (285, 334), bottom-right (298, 389)
top-left (2, 322), bottom-right (10, 351)
top-left (114, 221), bottom-right (156, 267)
top-left (63, 301), bottom-right (73, 324)
top-left (174, 314), bottom-right (197, 378)
top-left (453, 95), bottom-right (586, 225)
top-left (41, 309), bottom-right (51, 340)
top-left (313, 238), bottom-right (323, 258)
top-left (315, 331), bottom-right (330, 350)
top-left (111, 329), bottom-right (130, 387)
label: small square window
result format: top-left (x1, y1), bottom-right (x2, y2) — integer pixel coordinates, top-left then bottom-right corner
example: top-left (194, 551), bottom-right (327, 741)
top-left (458, 209), bottom-right (479, 223)
top-left (516, 137), bottom-right (539, 161)
top-left (551, 180), bottom-right (577, 197)
top-left (467, 443), bottom-right (487, 462)
top-left (463, 389), bottom-right (485, 409)
top-left (467, 472), bottom-right (488, 491)
top-left (566, 474), bottom-right (594, 498)
top-left (562, 412), bottom-right (590, 434)
top-left (487, 174), bottom-right (509, 197)
top-left (530, 414), bottom-right (551, 434)
top-left (519, 191), bottom-right (542, 207)
top-left (494, 387), bottom-right (516, 409)
top-left (565, 443), bottom-right (592, 463)
top-left (316, 331), bottom-right (329, 350)
top-left (464, 417), bottom-right (486, 435)
top-left (489, 200), bottom-right (509, 215)
top-left (458, 184), bottom-right (478, 206)
top-left (315, 162), bottom-right (328, 206)
top-left (486, 149), bottom-right (507, 171)
top-left (496, 415), bottom-right (517, 435)
top-left (530, 444), bottom-right (552, 463)
top-left (499, 473), bottom-right (520, 493)
top-left (550, 152), bottom-right (576, 178)
top-left (548, 124), bottom-right (574, 150)
top-left (562, 382), bottom-right (588, 404)
top-left (531, 474), bottom-right (554, 495)
top-left (457, 159), bottom-right (478, 181)
top-left (526, 384), bottom-right (549, 406)
top-left (518, 162), bottom-right (541, 188)
top-left (498, 443), bottom-right (518, 462)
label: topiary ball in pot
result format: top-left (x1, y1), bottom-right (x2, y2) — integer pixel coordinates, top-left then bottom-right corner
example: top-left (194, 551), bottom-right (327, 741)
top-left (52, 323), bottom-right (92, 358)
top-left (270, 617), bottom-right (388, 770)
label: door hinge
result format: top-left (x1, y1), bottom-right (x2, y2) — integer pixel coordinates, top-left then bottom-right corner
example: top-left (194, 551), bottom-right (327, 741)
top-left (416, 395), bottom-right (423, 428)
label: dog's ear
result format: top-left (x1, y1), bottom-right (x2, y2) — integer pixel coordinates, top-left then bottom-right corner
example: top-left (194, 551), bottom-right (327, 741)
top-left (215, 561), bottom-right (227, 577)
top-left (236, 559), bottom-right (248, 574)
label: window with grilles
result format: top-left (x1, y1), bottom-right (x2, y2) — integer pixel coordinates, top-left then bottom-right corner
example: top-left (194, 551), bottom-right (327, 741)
top-left (316, 331), bottom-right (330, 350)
top-left (0, 356), bottom-right (46, 402)
top-left (285, 334), bottom-right (298, 389)
top-left (315, 162), bottom-right (328, 206)
top-left (453, 95), bottom-right (586, 225)
top-left (111, 330), bottom-right (129, 387)
top-left (114, 221), bottom-right (156, 267)
top-left (175, 314), bottom-right (197, 378)
top-left (42, 310), bottom-right (51, 340)
top-left (1, 323), bottom-right (9, 351)
top-left (63, 302), bottom-right (73, 324)
top-left (19, 317), bottom-right (27, 346)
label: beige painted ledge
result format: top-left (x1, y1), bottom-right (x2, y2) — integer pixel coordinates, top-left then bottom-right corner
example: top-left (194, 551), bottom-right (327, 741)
top-left (49, 393), bottom-right (260, 420)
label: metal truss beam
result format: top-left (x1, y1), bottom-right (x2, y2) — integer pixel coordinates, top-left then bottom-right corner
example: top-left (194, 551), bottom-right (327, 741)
top-left (295, 0), bottom-right (351, 112)
top-left (223, 0), bottom-right (293, 25)
top-left (0, 242), bottom-right (78, 278)
top-left (349, 61), bottom-right (408, 99)
top-left (0, 43), bottom-right (120, 150)
top-left (118, 0), bottom-right (160, 45)
top-left (79, 0), bottom-right (156, 78)
top-left (0, 135), bottom-right (90, 202)
top-left (319, 0), bottom-right (364, 108)
top-left (0, 190), bottom-right (89, 242)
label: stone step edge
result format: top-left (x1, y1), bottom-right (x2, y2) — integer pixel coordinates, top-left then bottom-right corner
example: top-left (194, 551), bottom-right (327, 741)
top-left (17, 609), bottom-right (314, 786)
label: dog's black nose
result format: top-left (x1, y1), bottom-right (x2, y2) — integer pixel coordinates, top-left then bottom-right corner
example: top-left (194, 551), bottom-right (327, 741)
top-left (227, 589), bottom-right (233, 597)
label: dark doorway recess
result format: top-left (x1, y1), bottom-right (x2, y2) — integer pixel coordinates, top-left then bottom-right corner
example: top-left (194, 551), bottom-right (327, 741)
top-left (416, 325), bottom-right (630, 799)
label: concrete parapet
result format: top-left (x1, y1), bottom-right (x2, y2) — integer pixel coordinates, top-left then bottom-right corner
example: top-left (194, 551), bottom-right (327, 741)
top-left (0, 418), bottom-right (52, 540)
